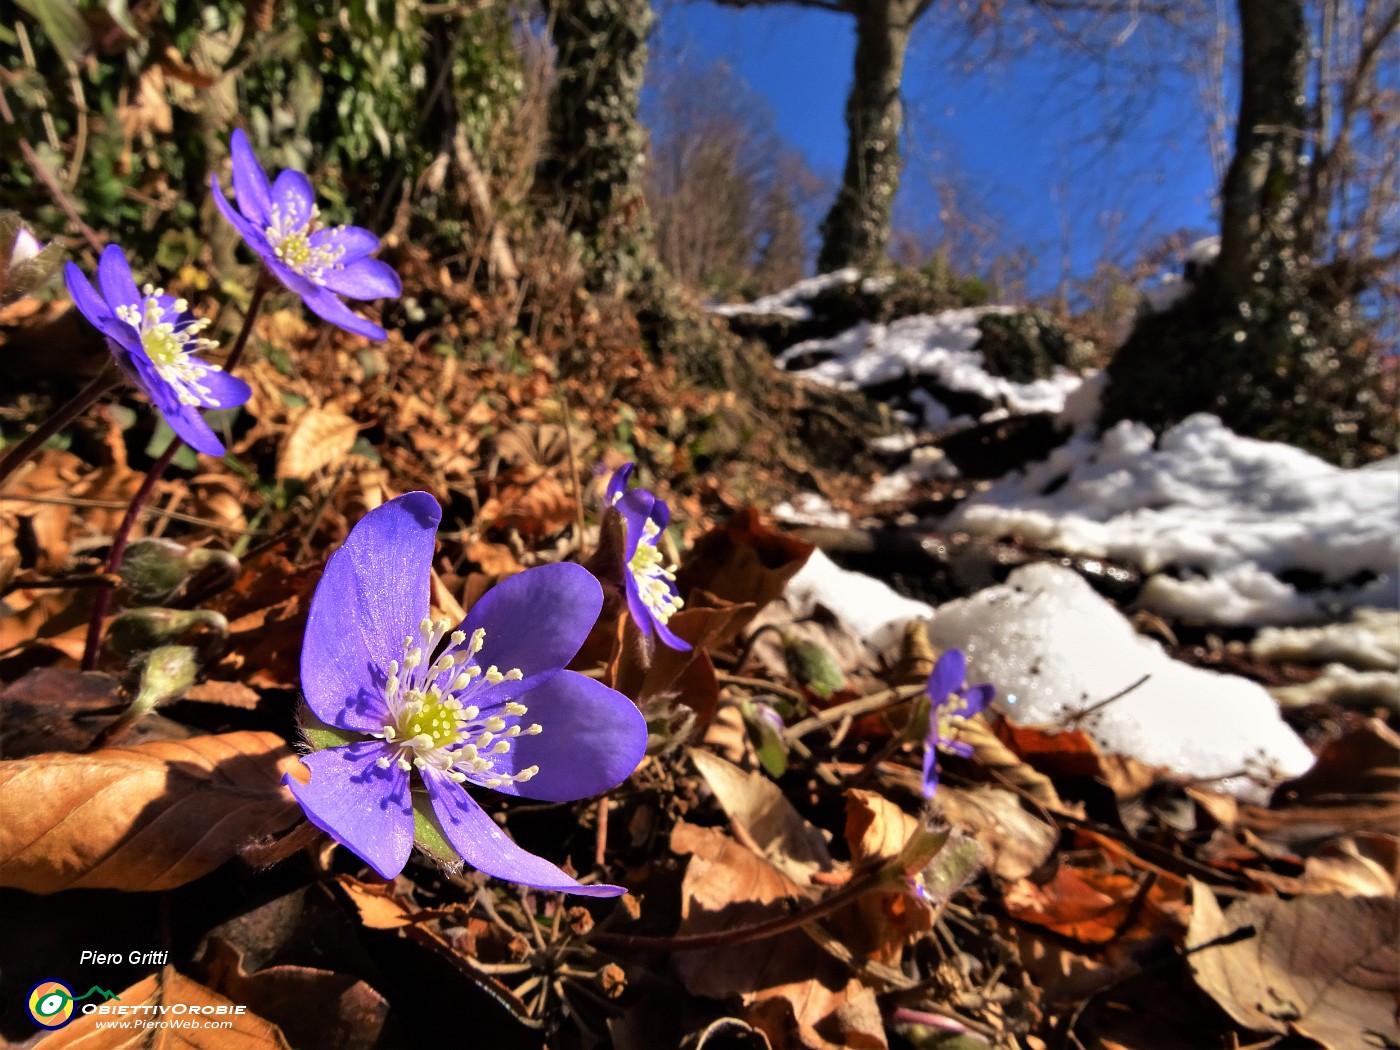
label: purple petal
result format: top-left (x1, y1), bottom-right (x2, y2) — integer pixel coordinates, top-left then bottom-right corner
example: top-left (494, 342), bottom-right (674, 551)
top-left (921, 745), bottom-right (939, 800)
top-left (962, 682), bottom-right (995, 719)
top-left (650, 495), bottom-right (672, 533)
top-left (421, 769), bottom-right (625, 896)
top-left (485, 670), bottom-right (646, 801)
top-left (614, 490), bottom-right (656, 560)
top-left (271, 168), bottom-right (317, 219)
top-left (197, 368), bottom-right (253, 410)
top-left (301, 492), bottom-right (441, 731)
top-left (97, 245), bottom-right (141, 310)
top-left (229, 128), bottom-right (272, 225)
top-left (300, 285), bottom-right (388, 341)
top-left (286, 742), bottom-right (414, 879)
top-left (311, 225), bottom-right (380, 262)
top-left (64, 262), bottom-right (116, 332)
top-left (605, 463), bottom-right (635, 505)
top-left (162, 402), bottom-right (225, 456)
top-left (211, 178), bottom-right (274, 257)
top-left (460, 562), bottom-right (602, 678)
top-left (322, 258), bottom-right (402, 302)
top-left (649, 612), bottom-right (691, 652)
top-left (927, 649), bottom-right (966, 706)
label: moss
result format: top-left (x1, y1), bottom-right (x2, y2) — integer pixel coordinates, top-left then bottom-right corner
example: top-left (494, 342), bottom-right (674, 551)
top-left (974, 311), bottom-right (1095, 383)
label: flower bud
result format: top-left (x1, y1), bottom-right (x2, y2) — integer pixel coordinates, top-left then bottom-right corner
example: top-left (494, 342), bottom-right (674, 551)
top-left (781, 635), bottom-right (845, 699)
top-left (0, 213), bottom-right (64, 306)
top-left (130, 644), bottom-right (199, 715)
top-left (119, 538), bottom-right (241, 604)
top-left (105, 607), bottom-right (229, 658)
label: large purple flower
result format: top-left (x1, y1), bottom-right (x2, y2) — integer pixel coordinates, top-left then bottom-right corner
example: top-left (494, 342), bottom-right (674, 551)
top-left (64, 245), bottom-right (251, 456)
top-left (921, 648), bottom-right (994, 799)
top-left (287, 492), bottom-right (647, 895)
top-left (606, 464), bottom-right (690, 652)
top-left (211, 129), bottom-right (401, 341)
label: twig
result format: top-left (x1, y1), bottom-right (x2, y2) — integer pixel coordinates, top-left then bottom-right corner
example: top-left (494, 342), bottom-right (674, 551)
top-left (0, 493), bottom-right (266, 535)
top-left (0, 369), bottom-right (120, 489)
top-left (2, 571), bottom-right (121, 596)
top-left (588, 870), bottom-right (882, 954)
top-left (1064, 674), bottom-right (1150, 727)
top-left (715, 672), bottom-right (807, 705)
top-left (786, 683), bottom-right (928, 740)
top-left (0, 88), bottom-right (103, 254)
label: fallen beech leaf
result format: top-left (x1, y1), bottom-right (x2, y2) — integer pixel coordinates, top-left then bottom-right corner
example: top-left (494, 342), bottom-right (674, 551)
top-left (333, 874), bottom-right (421, 929)
top-left (1, 667), bottom-right (194, 756)
top-left (277, 407), bottom-right (359, 480)
top-left (689, 748), bottom-right (833, 884)
top-left (935, 784), bottom-right (1057, 881)
top-left (1187, 881), bottom-right (1400, 1048)
top-left (840, 790), bottom-right (934, 962)
top-left (670, 822), bottom-right (884, 1050)
top-left (183, 679), bottom-right (263, 710)
top-left (201, 937), bottom-right (389, 1050)
top-left (36, 966), bottom-right (290, 1049)
top-left (0, 732), bottom-right (301, 892)
top-left (1005, 862), bottom-right (1186, 945)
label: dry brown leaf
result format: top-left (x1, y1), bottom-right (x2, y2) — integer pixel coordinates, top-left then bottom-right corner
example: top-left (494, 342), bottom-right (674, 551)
top-left (1187, 880), bottom-right (1400, 1049)
top-left (935, 784), bottom-right (1057, 881)
top-left (1004, 862), bottom-right (1187, 945)
top-left (35, 967), bottom-right (289, 1049)
top-left (118, 66), bottom-right (173, 139)
top-left (182, 679), bottom-right (263, 710)
top-left (670, 822), bottom-right (885, 1050)
top-left (1, 667), bottom-right (193, 756)
top-left (276, 407), bottom-right (359, 480)
top-left (839, 790), bottom-right (934, 963)
top-left (333, 874), bottom-right (421, 929)
top-left (0, 732), bottom-right (301, 892)
top-left (689, 749), bottom-right (833, 885)
top-left (201, 937), bottom-right (389, 1050)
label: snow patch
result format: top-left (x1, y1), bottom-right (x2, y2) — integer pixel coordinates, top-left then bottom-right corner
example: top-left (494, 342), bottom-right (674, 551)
top-left (775, 308), bottom-right (1089, 422)
top-left (782, 548), bottom-right (933, 652)
top-left (927, 563), bottom-right (1316, 800)
top-left (949, 414), bottom-right (1400, 626)
top-left (709, 269), bottom-right (892, 321)
top-left (772, 493), bottom-right (852, 529)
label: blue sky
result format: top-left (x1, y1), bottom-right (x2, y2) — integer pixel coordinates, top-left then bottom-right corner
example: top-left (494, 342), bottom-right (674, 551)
top-left (650, 3), bottom-right (1223, 298)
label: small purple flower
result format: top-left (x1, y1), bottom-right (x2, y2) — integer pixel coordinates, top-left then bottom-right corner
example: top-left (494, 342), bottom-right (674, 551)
top-left (606, 464), bottom-right (690, 652)
top-left (287, 492), bottom-right (647, 895)
top-left (64, 245), bottom-right (251, 456)
top-left (211, 129), bottom-right (401, 341)
top-left (921, 648), bottom-right (994, 799)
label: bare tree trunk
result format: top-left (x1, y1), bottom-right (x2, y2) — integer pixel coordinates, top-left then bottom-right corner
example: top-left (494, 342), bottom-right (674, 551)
top-left (817, 0), bottom-right (918, 273)
top-left (1214, 0), bottom-right (1307, 294)
top-left (538, 0), bottom-right (657, 294)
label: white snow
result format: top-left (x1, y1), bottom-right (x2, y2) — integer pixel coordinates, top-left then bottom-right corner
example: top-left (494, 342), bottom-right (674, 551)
top-left (1250, 609), bottom-right (1400, 671)
top-left (926, 563), bottom-right (1316, 800)
top-left (708, 269), bottom-right (892, 321)
top-left (866, 447), bottom-right (959, 502)
top-left (949, 414), bottom-right (1400, 626)
top-left (774, 308), bottom-right (1089, 424)
top-left (772, 493), bottom-right (852, 529)
top-left (782, 548), bottom-right (933, 652)
top-left (1268, 664), bottom-right (1400, 711)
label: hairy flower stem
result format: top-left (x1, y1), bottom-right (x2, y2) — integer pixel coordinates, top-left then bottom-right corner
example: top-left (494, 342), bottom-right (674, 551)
top-left (586, 870), bottom-right (884, 954)
top-left (0, 368), bottom-right (119, 489)
top-left (80, 283), bottom-right (269, 671)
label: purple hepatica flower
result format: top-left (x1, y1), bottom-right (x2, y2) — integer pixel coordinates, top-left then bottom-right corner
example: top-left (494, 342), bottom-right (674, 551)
top-left (287, 491), bottom-right (647, 895)
top-left (921, 648), bottom-right (995, 799)
top-left (211, 129), bottom-right (401, 341)
top-left (64, 245), bottom-right (251, 456)
top-left (606, 464), bottom-right (690, 652)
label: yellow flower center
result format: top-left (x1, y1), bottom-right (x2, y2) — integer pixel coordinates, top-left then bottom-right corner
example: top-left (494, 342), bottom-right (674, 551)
top-left (114, 286), bottom-right (222, 407)
top-left (627, 518), bottom-right (684, 624)
top-left (373, 618), bottom-right (540, 788)
top-left (264, 199), bottom-right (347, 285)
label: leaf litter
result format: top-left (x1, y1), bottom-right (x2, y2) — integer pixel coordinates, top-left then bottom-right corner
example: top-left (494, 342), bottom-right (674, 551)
top-left (1, 270), bottom-right (1396, 1050)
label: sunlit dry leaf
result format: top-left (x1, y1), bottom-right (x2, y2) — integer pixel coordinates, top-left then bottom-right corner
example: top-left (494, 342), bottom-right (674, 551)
top-left (0, 732), bottom-right (301, 892)
top-left (1187, 881), bottom-right (1400, 1049)
top-left (478, 465), bottom-right (574, 538)
top-left (333, 874), bottom-right (420, 929)
top-left (670, 822), bottom-right (885, 1050)
top-left (935, 784), bottom-right (1057, 881)
top-left (1005, 860), bottom-right (1188, 946)
top-left (276, 407), bottom-right (359, 480)
top-left (689, 748), bottom-right (833, 885)
top-left (118, 66), bottom-right (174, 140)
top-left (36, 967), bottom-right (290, 1049)
top-left (840, 790), bottom-right (934, 963)
top-left (463, 539), bottom-right (523, 577)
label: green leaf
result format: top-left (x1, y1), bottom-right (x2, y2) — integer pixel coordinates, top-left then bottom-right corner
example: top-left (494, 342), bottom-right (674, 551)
top-left (16, 0), bottom-right (90, 63)
top-left (413, 795), bottom-right (462, 868)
